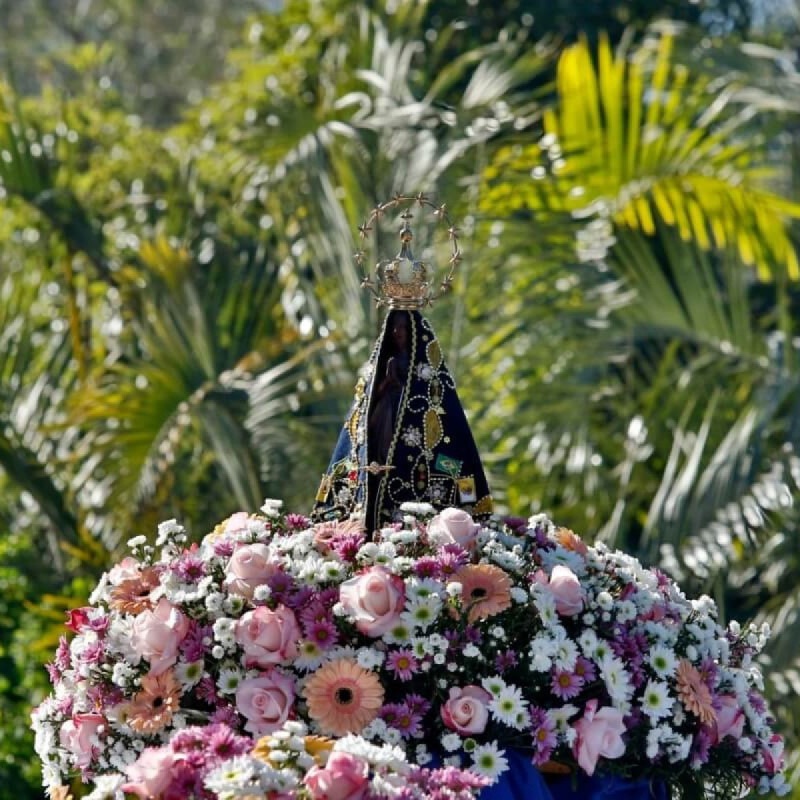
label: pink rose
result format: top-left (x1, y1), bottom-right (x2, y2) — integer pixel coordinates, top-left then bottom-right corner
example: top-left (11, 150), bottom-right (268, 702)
top-left (225, 511), bottom-right (251, 533)
top-left (533, 565), bottom-right (585, 616)
top-left (122, 746), bottom-right (175, 798)
top-left (59, 713), bottom-right (106, 769)
top-left (305, 751), bottom-right (369, 800)
top-left (339, 566), bottom-right (405, 637)
top-left (712, 695), bottom-right (745, 744)
top-left (130, 597), bottom-right (189, 675)
top-left (236, 670), bottom-right (295, 736)
top-left (441, 685), bottom-right (492, 735)
top-left (107, 556), bottom-right (142, 585)
top-left (235, 605), bottom-right (300, 668)
top-left (428, 508), bottom-right (480, 549)
top-left (572, 699), bottom-right (626, 776)
top-left (226, 542), bottom-right (277, 599)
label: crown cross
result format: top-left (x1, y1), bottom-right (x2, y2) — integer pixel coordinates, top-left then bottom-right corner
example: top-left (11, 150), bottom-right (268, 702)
top-left (358, 194), bottom-right (461, 309)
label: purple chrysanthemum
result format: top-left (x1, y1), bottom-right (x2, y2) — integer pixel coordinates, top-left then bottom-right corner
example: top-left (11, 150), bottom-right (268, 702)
top-left (551, 669), bottom-right (584, 700)
top-left (574, 655), bottom-right (597, 683)
top-left (529, 706), bottom-right (558, 765)
top-left (494, 649), bottom-right (519, 673)
top-left (307, 618), bottom-right (338, 650)
top-left (182, 622), bottom-right (213, 662)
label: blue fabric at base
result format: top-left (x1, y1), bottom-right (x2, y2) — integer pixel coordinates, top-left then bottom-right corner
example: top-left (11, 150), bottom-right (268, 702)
top-left (478, 749), bottom-right (552, 800)
top-left (547, 771), bottom-right (668, 800)
top-left (475, 750), bottom-right (667, 800)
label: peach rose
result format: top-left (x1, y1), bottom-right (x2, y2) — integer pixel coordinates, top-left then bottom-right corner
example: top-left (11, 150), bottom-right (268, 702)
top-left (130, 597), bottom-right (189, 675)
top-left (572, 699), bottom-right (626, 776)
top-left (428, 507), bottom-right (480, 549)
top-left (225, 543), bottom-right (277, 599)
top-left (533, 565), bottom-right (585, 617)
top-left (712, 695), bottom-right (745, 744)
top-left (236, 671), bottom-right (295, 736)
top-left (441, 685), bottom-right (492, 735)
top-left (235, 605), bottom-right (300, 668)
top-left (59, 713), bottom-right (106, 769)
top-left (305, 751), bottom-right (369, 800)
top-left (122, 746), bottom-right (175, 798)
top-left (338, 566), bottom-right (405, 637)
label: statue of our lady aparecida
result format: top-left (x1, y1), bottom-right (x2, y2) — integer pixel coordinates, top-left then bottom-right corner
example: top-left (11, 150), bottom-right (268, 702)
top-left (312, 195), bottom-right (666, 800)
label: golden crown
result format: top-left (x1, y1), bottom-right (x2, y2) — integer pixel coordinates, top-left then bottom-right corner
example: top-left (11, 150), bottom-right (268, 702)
top-left (356, 193), bottom-right (461, 310)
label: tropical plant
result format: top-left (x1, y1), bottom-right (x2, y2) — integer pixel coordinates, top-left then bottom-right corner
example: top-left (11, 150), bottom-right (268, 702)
top-left (469, 30), bottom-right (800, 795)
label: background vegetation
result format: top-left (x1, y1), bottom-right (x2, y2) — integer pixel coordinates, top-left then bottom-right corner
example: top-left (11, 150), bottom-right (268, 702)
top-left (2, 0), bottom-right (799, 796)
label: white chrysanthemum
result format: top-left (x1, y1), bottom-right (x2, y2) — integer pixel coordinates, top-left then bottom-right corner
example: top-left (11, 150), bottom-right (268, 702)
top-left (641, 680), bottom-right (674, 721)
top-left (471, 742), bottom-right (509, 784)
top-left (532, 591), bottom-right (558, 626)
top-left (510, 587), bottom-right (528, 603)
top-left (84, 773), bottom-right (126, 800)
top-left (260, 498), bottom-right (284, 516)
top-left (490, 685), bottom-right (529, 729)
top-left (415, 744), bottom-right (432, 765)
top-left (441, 733), bottom-right (462, 752)
top-left (356, 648), bottom-right (385, 670)
top-left (110, 661), bottom-right (137, 688)
top-left (399, 501), bottom-right (435, 516)
top-left (648, 645), bottom-right (677, 678)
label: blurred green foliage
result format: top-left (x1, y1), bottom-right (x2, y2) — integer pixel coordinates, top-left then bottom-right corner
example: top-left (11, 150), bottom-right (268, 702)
top-left (1, 0), bottom-right (800, 797)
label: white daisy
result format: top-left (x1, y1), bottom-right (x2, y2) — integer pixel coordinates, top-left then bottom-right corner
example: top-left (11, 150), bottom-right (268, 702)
top-left (481, 675), bottom-right (507, 697)
top-left (217, 666), bottom-right (244, 694)
top-left (489, 685), bottom-right (529, 729)
top-left (406, 578), bottom-right (444, 601)
top-left (402, 596), bottom-right (442, 629)
top-left (294, 641), bottom-right (326, 671)
top-left (648, 645), bottom-right (677, 678)
top-left (641, 680), bottom-right (674, 721)
top-left (175, 659), bottom-right (204, 689)
top-left (553, 639), bottom-right (579, 672)
top-left (471, 742), bottom-right (509, 784)
top-left (599, 655), bottom-right (634, 703)
top-left (382, 621), bottom-right (413, 646)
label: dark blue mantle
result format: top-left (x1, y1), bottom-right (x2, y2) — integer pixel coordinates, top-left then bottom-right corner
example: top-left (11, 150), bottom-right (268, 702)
top-left (479, 749), bottom-right (667, 800)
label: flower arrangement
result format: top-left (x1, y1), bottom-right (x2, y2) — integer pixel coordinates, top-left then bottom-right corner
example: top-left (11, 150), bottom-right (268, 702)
top-left (33, 501), bottom-right (789, 798)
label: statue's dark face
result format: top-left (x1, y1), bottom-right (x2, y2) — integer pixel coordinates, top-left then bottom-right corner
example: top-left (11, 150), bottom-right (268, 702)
top-left (391, 315), bottom-right (409, 351)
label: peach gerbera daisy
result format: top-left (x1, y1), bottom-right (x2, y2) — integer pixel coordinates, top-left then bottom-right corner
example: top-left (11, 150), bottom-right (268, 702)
top-left (303, 658), bottom-right (384, 736)
top-left (554, 527), bottom-right (589, 556)
top-left (126, 669), bottom-right (181, 733)
top-left (453, 564), bottom-right (512, 623)
top-left (676, 659), bottom-right (717, 725)
top-left (109, 566), bottom-right (160, 614)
